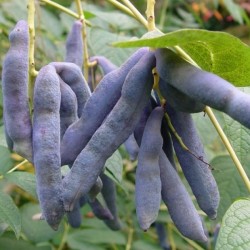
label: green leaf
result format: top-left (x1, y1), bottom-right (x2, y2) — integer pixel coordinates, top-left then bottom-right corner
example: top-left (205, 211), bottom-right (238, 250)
top-left (132, 240), bottom-right (162, 250)
top-left (5, 172), bottom-right (37, 199)
top-left (88, 28), bottom-right (136, 66)
top-left (113, 29), bottom-right (250, 87)
top-left (68, 229), bottom-right (126, 245)
top-left (223, 0), bottom-right (244, 24)
top-left (211, 156), bottom-right (249, 220)
top-left (0, 192), bottom-right (21, 238)
top-left (20, 203), bottom-right (62, 243)
top-left (104, 150), bottom-right (123, 184)
top-left (0, 145), bottom-right (14, 175)
top-left (215, 198), bottom-right (250, 250)
top-left (67, 239), bottom-right (104, 250)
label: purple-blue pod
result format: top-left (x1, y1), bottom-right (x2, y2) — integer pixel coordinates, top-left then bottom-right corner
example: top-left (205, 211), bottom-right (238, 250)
top-left (60, 48), bottom-right (148, 166)
top-left (62, 51), bottom-right (155, 211)
top-left (2, 20), bottom-right (32, 162)
top-left (159, 151), bottom-right (208, 243)
top-left (33, 65), bottom-right (64, 230)
top-left (88, 198), bottom-right (114, 221)
top-left (65, 20), bottom-right (83, 68)
top-left (135, 106), bottom-right (164, 231)
top-left (155, 48), bottom-right (250, 129)
top-left (100, 173), bottom-right (122, 231)
top-left (159, 77), bottom-right (205, 113)
top-left (89, 55), bottom-right (118, 75)
top-left (66, 202), bottom-right (82, 228)
top-left (124, 133), bottom-right (139, 161)
top-left (88, 176), bottom-right (103, 201)
top-left (155, 222), bottom-right (171, 250)
top-left (59, 77), bottom-right (78, 138)
top-left (166, 104), bottom-right (219, 219)
top-left (50, 62), bottom-right (91, 117)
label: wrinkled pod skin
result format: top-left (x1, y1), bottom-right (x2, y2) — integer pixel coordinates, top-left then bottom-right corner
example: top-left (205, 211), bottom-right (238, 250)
top-left (159, 152), bottom-right (208, 242)
top-left (135, 106), bottom-right (164, 231)
top-left (65, 20), bottom-right (83, 68)
top-left (89, 55), bottom-right (118, 75)
top-left (100, 173), bottom-right (122, 230)
top-left (124, 133), bottom-right (139, 161)
top-left (60, 48), bottom-right (148, 166)
top-left (62, 51), bottom-right (155, 211)
top-left (2, 20), bottom-right (32, 162)
top-left (59, 77), bottom-right (78, 138)
top-left (155, 48), bottom-right (250, 129)
top-left (158, 77), bottom-right (205, 113)
top-left (50, 62), bottom-right (91, 117)
top-left (88, 197), bottom-right (114, 220)
top-left (166, 104), bottom-right (220, 219)
top-left (33, 65), bottom-right (64, 230)
top-left (154, 222), bottom-right (171, 250)
top-left (134, 101), bottom-right (207, 242)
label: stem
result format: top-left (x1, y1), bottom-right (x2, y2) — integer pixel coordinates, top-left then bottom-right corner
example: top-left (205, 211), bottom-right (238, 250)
top-left (167, 223), bottom-right (176, 250)
top-left (7, 159), bottom-right (28, 174)
top-left (125, 227), bottom-right (134, 250)
top-left (106, 0), bottom-right (135, 18)
top-left (205, 107), bottom-right (250, 192)
top-left (75, 0), bottom-right (89, 80)
top-left (121, 0), bottom-right (148, 28)
top-left (27, 0), bottom-right (37, 108)
top-left (57, 222), bottom-right (69, 250)
top-left (146, 0), bottom-right (156, 31)
top-left (40, 0), bottom-right (90, 26)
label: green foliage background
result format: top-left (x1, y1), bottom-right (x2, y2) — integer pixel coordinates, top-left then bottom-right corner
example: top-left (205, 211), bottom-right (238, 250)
top-left (0, 0), bottom-right (250, 249)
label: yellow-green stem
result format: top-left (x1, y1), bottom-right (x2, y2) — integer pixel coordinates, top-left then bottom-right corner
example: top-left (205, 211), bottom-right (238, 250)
top-left (106, 0), bottom-right (135, 18)
top-left (7, 159), bottom-right (28, 174)
top-left (75, 0), bottom-right (89, 80)
top-left (40, 0), bottom-right (90, 26)
top-left (125, 227), bottom-right (134, 250)
top-left (28, 0), bottom-right (37, 107)
top-left (121, 0), bottom-right (148, 28)
top-left (146, 0), bottom-right (156, 32)
top-left (57, 222), bottom-right (69, 250)
top-left (205, 107), bottom-right (250, 192)
top-left (167, 223), bottom-right (176, 250)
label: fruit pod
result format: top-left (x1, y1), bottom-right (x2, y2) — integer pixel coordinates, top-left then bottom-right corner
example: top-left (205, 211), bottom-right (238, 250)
top-left (65, 20), bottom-right (83, 68)
top-left (50, 62), bottom-right (91, 117)
top-left (59, 77), bottom-right (78, 138)
top-left (89, 55), bottom-right (118, 75)
top-left (33, 65), bottom-right (64, 230)
top-left (88, 176), bottom-right (103, 201)
top-left (100, 173), bottom-right (122, 231)
top-left (124, 133), bottom-right (139, 161)
top-left (166, 104), bottom-right (219, 219)
top-left (155, 48), bottom-right (250, 129)
top-left (66, 202), bottom-right (82, 228)
top-left (135, 106), bottom-right (164, 231)
top-left (155, 222), bottom-right (171, 250)
top-left (158, 77), bottom-right (205, 113)
top-left (2, 20), bottom-right (32, 162)
top-left (60, 48), bottom-right (148, 165)
top-left (88, 198), bottom-right (114, 220)
top-left (159, 152), bottom-right (208, 243)
top-left (62, 51), bottom-right (155, 211)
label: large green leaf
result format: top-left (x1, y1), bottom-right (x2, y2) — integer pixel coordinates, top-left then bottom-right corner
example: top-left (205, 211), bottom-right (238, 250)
top-left (215, 199), bottom-right (250, 250)
top-left (0, 192), bottom-right (21, 238)
top-left (211, 156), bottom-right (249, 220)
top-left (5, 172), bottom-right (37, 199)
top-left (114, 29), bottom-right (250, 87)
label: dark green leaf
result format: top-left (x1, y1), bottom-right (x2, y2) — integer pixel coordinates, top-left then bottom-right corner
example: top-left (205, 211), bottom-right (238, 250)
top-left (0, 192), bottom-right (21, 238)
top-left (0, 145), bottom-right (14, 175)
